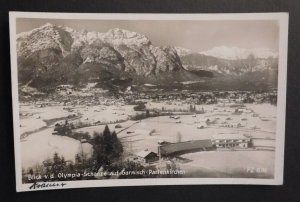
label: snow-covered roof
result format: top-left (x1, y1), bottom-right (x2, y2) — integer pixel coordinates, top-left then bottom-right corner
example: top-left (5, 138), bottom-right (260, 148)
top-left (160, 140), bottom-right (213, 155)
top-left (212, 134), bottom-right (249, 140)
top-left (136, 150), bottom-right (156, 158)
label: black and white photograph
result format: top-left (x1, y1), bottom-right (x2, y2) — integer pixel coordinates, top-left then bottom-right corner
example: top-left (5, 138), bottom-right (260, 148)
top-left (9, 12), bottom-right (288, 192)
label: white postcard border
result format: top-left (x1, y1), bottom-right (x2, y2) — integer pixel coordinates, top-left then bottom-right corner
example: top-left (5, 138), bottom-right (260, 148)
top-left (9, 12), bottom-right (289, 192)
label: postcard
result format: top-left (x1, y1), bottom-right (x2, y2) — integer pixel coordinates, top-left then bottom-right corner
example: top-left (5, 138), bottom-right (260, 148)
top-left (9, 12), bottom-right (288, 191)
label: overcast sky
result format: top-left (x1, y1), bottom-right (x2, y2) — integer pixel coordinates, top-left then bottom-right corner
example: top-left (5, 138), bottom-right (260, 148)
top-left (16, 18), bottom-right (279, 52)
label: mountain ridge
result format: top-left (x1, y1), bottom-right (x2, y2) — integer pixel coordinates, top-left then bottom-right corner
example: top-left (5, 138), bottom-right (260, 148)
top-left (16, 23), bottom-right (279, 90)
top-left (199, 46), bottom-right (278, 60)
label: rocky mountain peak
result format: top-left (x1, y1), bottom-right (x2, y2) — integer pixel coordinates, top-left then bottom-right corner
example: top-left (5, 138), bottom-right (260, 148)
top-left (17, 22), bottom-right (73, 58)
top-left (174, 46), bottom-right (193, 57)
top-left (103, 28), bottom-right (150, 47)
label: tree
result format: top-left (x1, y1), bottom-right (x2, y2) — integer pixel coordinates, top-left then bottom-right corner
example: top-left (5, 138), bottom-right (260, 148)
top-left (61, 156), bottom-right (66, 167)
top-left (103, 125), bottom-right (113, 160)
top-left (91, 125), bottom-right (124, 170)
top-left (92, 132), bottom-right (107, 166)
top-left (53, 152), bottom-right (61, 165)
top-left (189, 105), bottom-right (196, 112)
top-left (51, 152), bottom-right (64, 177)
top-left (146, 109), bottom-right (150, 117)
top-left (29, 168), bottom-right (34, 175)
top-left (111, 131), bottom-right (123, 159)
top-left (54, 123), bottom-right (72, 136)
top-left (39, 152), bottom-right (69, 181)
top-left (75, 154), bottom-right (81, 164)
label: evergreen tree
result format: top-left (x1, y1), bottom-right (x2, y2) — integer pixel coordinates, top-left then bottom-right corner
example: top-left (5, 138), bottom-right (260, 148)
top-left (29, 168), bottom-right (34, 175)
top-left (75, 154), bottom-right (81, 164)
top-left (92, 132), bottom-right (106, 166)
top-left (52, 152), bottom-right (63, 177)
top-left (92, 126), bottom-right (110, 166)
top-left (111, 131), bottom-right (123, 159)
top-left (92, 125), bottom-right (124, 169)
top-left (103, 125), bottom-right (113, 159)
top-left (53, 152), bottom-right (61, 165)
top-left (61, 156), bottom-right (66, 166)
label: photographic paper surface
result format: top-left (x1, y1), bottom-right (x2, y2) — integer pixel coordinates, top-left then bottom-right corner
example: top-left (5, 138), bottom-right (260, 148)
top-left (9, 12), bottom-right (288, 191)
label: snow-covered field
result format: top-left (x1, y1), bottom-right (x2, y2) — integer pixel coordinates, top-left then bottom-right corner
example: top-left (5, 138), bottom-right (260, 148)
top-left (19, 104), bottom-right (137, 135)
top-left (180, 150), bottom-right (274, 178)
top-left (19, 102), bottom-right (277, 173)
top-left (19, 103), bottom-right (136, 169)
top-left (114, 103), bottom-right (277, 155)
top-left (75, 105), bottom-right (136, 124)
top-left (21, 128), bottom-right (92, 169)
top-left (20, 105), bottom-right (72, 120)
top-left (19, 105), bottom-right (74, 134)
top-left (20, 118), bottom-right (46, 134)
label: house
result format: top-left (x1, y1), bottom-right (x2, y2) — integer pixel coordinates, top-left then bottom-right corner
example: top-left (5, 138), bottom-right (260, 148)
top-left (236, 108), bottom-right (252, 113)
top-left (220, 122), bottom-right (233, 128)
top-left (220, 122), bottom-right (242, 128)
top-left (212, 134), bottom-right (250, 149)
top-left (135, 149), bottom-right (158, 163)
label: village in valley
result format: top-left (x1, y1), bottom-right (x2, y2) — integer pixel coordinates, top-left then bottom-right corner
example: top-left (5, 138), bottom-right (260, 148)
top-left (20, 83), bottom-right (277, 180)
top-left (15, 20), bottom-right (280, 182)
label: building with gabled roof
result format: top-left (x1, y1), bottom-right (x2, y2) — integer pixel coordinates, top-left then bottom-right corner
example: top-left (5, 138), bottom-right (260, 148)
top-left (135, 149), bottom-right (158, 163)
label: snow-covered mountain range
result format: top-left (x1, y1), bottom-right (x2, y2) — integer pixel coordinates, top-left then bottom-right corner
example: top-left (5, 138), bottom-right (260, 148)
top-left (199, 46), bottom-right (278, 60)
top-left (16, 23), bottom-right (279, 90)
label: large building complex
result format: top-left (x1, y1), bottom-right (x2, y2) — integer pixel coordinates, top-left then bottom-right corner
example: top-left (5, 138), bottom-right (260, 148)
top-left (212, 134), bottom-right (250, 148)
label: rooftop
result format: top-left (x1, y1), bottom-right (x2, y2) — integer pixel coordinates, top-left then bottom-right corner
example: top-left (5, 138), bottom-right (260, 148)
top-left (212, 133), bottom-right (249, 140)
top-left (136, 149), bottom-right (156, 158)
top-left (160, 139), bottom-right (213, 155)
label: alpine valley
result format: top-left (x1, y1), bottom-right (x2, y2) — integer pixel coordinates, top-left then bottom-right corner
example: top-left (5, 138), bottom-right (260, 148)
top-left (16, 22), bottom-right (280, 182)
top-left (17, 23), bottom-right (278, 92)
